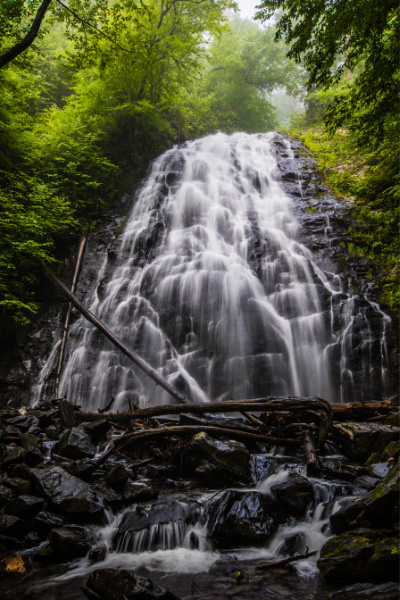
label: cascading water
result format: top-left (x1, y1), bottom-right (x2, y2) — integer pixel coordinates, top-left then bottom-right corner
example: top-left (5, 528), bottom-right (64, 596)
top-left (36, 132), bottom-right (390, 410)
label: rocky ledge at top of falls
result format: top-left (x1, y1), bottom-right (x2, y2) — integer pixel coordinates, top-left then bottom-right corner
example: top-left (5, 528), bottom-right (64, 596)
top-left (0, 400), bottom-right (398, 600)
top-left (0, 133), bottom-right (398, 409)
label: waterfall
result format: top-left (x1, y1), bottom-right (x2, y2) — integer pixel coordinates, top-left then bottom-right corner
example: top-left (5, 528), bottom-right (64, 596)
top-left (44, 132), bottom-right (388, 411)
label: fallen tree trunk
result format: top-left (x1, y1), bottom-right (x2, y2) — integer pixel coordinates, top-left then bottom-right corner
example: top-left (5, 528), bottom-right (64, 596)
top-left (74, 398), bottom-right (398, 426)
top-left (75, 396), bottom-right (331, 422)
top-left (255, 549), bottom-right (317, 570)
top-left (113, 424), bottom-right (301, 451)
top-left (42, 263), bottom-right (186, 405)
top-left (54, 235), bottom-right (87, 398)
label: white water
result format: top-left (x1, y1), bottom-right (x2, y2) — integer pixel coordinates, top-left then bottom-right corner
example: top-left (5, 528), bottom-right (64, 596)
top-left (51, 465), bottom-right (358, 584)
top-left (33, 132), bottom-right (390, 410)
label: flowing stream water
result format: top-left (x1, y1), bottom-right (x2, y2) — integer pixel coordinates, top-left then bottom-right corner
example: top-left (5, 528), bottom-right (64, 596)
top-left (34, 131), bottom-right (390, 410)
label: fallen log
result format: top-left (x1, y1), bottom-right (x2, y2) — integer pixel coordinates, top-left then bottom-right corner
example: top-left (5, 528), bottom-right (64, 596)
top-left (42, 263), bottom-right (186, 405)
top-left (54, 235), bottom-right (87, 398)
top-left (255, 549), bottom-right (317, 570)
top-left (75, 396), bottom-right (332, 423)
top-left (330, 400), bottom-right (399, 421)
top-left (113, 425), bottom-right (301, 451)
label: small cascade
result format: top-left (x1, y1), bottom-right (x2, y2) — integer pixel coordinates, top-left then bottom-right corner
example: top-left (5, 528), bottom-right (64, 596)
top-left (32, 132), bottom-right (391, 410)
top-left (111, 498), bottom-right (207, 554)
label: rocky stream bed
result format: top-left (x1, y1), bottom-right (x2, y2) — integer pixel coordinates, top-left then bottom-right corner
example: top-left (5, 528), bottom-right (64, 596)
top-left (0, 398), bottom-right (398, 600)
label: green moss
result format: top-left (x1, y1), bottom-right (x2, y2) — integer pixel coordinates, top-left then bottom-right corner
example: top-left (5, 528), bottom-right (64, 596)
top-left (114, 216), bottom-right (129, 238)
top-left (288, 127), bottom-right (399, 315)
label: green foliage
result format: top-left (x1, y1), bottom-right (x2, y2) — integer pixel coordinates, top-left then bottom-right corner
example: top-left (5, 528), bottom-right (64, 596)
top-left (185, 18), bottom-right (303, 135)
top-left (293, 127), bottom-right (399, 314)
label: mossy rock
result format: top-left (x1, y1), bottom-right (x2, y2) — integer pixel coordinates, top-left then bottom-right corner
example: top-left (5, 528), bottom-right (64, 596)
top-left (332, 422), bottom-right (400, 462)
top-left (318, 528), bottom-right (399, 584)
top-left (324, 581), bottom-right (400, 600)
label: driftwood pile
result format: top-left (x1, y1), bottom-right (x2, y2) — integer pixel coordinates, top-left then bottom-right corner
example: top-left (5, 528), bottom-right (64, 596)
top-left (60, 397), bottom-right (399, 477)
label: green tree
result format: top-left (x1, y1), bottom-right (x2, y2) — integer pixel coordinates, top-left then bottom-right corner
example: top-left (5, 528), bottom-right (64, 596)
top-left (255, 0), bottom-right (399, 145)
top-left (186, 17), bottom-right (303, 134)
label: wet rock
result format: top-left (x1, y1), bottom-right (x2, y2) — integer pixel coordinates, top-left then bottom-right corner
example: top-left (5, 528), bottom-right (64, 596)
top-left (3, 476), bottom-right (32, 495)
top-left (0, 445), bottom-right (26, 468)
top-left (31, 510), bottom-right (64, 534)
top-left (0, 532), bottom-right (22, 551)
top-left (105, 464), bottom-right (129, 488)
top-left (353, 458), bottom-right (399, 528)
top-left (330, 498), bottom-right (364, 535)
top-left (270, 473), bottom-right (314, 518)
top-left (324, 581), bottom-right (400, 600)
top-left (353, 475), bottom-right (380, 491)
top-left (207, 489), bottom-right (280, 547)
top-left (30, 465), bottom-right (104, 521)
top-left (113, 498), bottom-right (200, 552)
top-left (82, 569), bottom-right (180, 600)
top-left (331, 422), bottom-right (400, 462)
top-left (68, 460), bottom-right (96, 482)
top-left (49, 525), bottom-right (91, 559)
top-left (321, 460), bottom-right (368, 482)
top-left (58, 427), bottom-right (96, 460)
top-left (184, 432), bottom-right (250, 485)
top-left (277, 532), bottom-right (307, 556)
top-left (122, 481), bottom-right (158, 504)
top-left (384, 412), bottom-right (400, 427)
top-left (6, 414), bottom-right (40, 433)
top-left (89, 544), bottom-right (107, 563)
top-left (3, 494), bottom-right (44, 519)
top-left (0, 483), bottom-right (14, 506)
top-left (366, 440), bottom-right (400, 465)
top-left (368, 462), bottom-right (390, 478)
top-left (0, 513), bottom-right (29, 538)
top-left (318, 528), bottom-right (399, 584)
top-left (82, 419), bottom-right (112, 443)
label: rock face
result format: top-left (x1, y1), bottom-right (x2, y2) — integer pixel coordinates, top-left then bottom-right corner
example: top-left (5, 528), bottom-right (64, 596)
top-left (331, 422), bottom-right (400, 462)
top-left (82, 569), bottom-right (180, 600)
top-left (206, 489), bottom-right (280, 546)
top-left (317, 528), bottom-right (399, 584)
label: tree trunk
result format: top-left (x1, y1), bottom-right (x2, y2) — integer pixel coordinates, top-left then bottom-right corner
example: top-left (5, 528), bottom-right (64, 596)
top-left (41, 263), bottom-right (186, 405)
top-left (113, 424), bottom-right (301, 451)
top-left (54, 236), bottom-right (87, 398)
top-left (0, 0), bottom-right (53, 69)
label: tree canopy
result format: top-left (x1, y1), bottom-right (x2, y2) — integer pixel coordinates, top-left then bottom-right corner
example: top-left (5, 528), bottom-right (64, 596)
top-left (0, 1), bottom-right (305, 322)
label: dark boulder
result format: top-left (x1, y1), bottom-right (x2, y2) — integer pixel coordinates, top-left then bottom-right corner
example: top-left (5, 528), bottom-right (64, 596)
top-left (49, 525), bottom-right (91, 559)
top-left (184, 432), bottom-right (250, 485)
top-left (0, 513), bottom-right (29, 538)
top-left (82, 569), bottom-right (180, 600)
top-left (31, 465), bottom-right (104, 521)
top-left (318, 528), bottom-right (399, 584)
top-left (58, 427), bottom-right (96, 460)
top-left (113, 498), bottom-right (200, 552)
top-left (105, 464), bottom-right (129, 489)
top-left (3, 494), bottom-right (44, 519)
top-left (207, 489), bottom-right (280, 547)
top-left (270, 473), bottom-right (314, 518)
